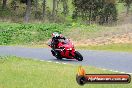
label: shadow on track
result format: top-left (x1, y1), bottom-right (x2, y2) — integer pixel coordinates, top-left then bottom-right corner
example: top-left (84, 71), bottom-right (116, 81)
top-left (52, 58), bottom-right (78, 62)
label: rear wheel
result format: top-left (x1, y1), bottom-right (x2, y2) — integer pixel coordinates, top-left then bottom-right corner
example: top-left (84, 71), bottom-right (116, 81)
top-left (75, 51), bottom-right (83, 61)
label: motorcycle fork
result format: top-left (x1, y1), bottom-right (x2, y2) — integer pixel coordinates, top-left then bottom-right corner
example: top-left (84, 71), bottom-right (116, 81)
top-left (69, 50), bottom-right (75, 57)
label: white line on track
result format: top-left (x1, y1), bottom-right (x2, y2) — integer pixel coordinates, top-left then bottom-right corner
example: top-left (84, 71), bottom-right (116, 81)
top-left (47, 61), bottom-right (52, 62)
top-left (99, 67), bottom-right (132, 74)
top-left (40, 60), bottom-right (45, 62)
top-left (123, 72), bottom-right (132, 74)
top-left (62, 63), bottom-right (67, 64)
top-left (120, 72), bottom-right (126, 74)
top-left (55, 62), bottom-right (60, 64)
top-left (38, 59), bottom-right (132, 75)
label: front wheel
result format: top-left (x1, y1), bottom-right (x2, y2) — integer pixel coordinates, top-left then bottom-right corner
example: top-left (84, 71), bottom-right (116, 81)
top-left (51, 50), bottom-right (62, 60)
top-left (74, 51), bottom-right (83, 61)
top-left (56, 53), bottom-right (62, 60)
top-left (54, 50), bottom-right (62, 60)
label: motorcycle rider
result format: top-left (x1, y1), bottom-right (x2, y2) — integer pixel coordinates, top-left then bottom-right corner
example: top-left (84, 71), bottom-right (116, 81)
top-left (51, 32), bottom-right (66, 50)
top-left (48, 32), bottom-right (83, 61)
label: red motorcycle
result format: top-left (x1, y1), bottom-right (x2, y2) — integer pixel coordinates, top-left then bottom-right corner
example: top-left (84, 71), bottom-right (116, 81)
top-left (48, 39), bottom-right (83, 61)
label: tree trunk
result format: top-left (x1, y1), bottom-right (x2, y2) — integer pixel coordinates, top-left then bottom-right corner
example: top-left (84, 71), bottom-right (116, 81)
top-left (0, 0), bottom-right (1, 4)
top-left (62, 0), bottom-right (68, 16)
top-left (42, 0), bottom-right (46, 18)
top-left (126, 4), bottom-right (130, 15)
top-left (89, 8), bottom-right (92, 25)
top-left (34, 0), bottom-right (38, 19)
top-left (24, 0), bottom-right (31, 23)
top-left (52, 0), bottom-right (56, 21)
top-left (11, 0), bottom-right (17, 11)
top-left (2, 0), bottom-right (7, 9)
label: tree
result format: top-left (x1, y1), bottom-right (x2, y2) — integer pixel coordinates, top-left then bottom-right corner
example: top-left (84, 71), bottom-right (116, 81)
top-left (61, 0), bottom-right (69, 16)
top-left (2, 0), bottom-right (7, 9)
top-left (72, 0), bottom-right (117, 24)
top-left (42, 0), bottom-right (46, 18)
top-left (0, 0), bottom-right (1, 4)
top-left (124, 0), bottom-right (132, 14)
top-left (72, 0), bottom-right (101, 24)
top-left (20, 0), bottom-right (33, 5)
top-left (34, 0), bottom-right (38, 19)
top-left (10, 0), bottom-right (18, 11)
top-left (119, 0), bottom-right (132, 15)
top-left (52, 0), bottom-right (56, 21)
top-left (24, 0), bottom-right (31, 22)
top-left (99, 0), bottom-right (117, 24)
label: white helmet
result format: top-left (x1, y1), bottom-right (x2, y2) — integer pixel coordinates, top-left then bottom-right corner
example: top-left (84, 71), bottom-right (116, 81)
top-left (52, 32), bottom-right (59, 37)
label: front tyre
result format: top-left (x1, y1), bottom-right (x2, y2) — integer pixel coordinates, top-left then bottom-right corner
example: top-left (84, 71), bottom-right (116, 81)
top-left (51, 50), bottom-right (56, 56)
top-left (51, 50), bottom-right (62, 60)
top-left (56, 53), bottom-right (62, 60)
top-left (75, 51), bottom-right (83, 61)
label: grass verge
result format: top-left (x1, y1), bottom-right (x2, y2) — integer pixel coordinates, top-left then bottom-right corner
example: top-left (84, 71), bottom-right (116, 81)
top-left (76, 43), bottom-right (132, 52)
top-left (0, 56), bottom-right (131, 88)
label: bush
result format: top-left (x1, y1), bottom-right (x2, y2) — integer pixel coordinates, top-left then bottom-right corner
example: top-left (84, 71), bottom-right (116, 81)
top-left (0, 22), bottom-right (65, 45)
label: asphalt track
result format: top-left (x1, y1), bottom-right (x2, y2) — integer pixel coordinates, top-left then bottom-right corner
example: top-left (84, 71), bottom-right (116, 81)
top-left (0, 46), bottom-right (132, 73)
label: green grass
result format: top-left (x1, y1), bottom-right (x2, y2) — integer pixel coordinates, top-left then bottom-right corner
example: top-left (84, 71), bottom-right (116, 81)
top-left (0, 22), bottom-right (66, 45)
top-left (0, 56), bottom-right (132, 88)
top-left (76, 43), bottom-right (132, 52)
top-left (0, 22), bottom-right (104, 45)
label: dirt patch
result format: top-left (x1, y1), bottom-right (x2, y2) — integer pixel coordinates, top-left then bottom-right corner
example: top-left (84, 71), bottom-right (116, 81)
top-left (74, 33), bottom-right (132, 46)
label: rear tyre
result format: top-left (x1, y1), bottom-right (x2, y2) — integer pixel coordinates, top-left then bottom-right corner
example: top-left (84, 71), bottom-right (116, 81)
top-left (75, 51), bottom-right (83, 61)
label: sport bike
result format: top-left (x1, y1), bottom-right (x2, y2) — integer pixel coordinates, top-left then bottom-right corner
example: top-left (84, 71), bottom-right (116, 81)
top-left (48, 39), bottom-right (83, 61)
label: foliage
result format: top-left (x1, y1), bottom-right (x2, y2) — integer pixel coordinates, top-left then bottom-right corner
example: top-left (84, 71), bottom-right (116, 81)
top-left (0, 22), bottom-right (65, 45)
top-left (119, 0), bottom-right (132, 14)
top-left (72, 0), bottom-right (117, 24)
top-left (119, 0), bottom-right (132, 5)
top-left (60, 0), bottom-right (69, 16)
top-left (0, 0), bottom-right (131, 24)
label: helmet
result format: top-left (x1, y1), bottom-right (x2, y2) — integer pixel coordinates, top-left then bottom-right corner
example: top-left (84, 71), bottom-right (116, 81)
top-left (52, 32), bottom-right (59, 37)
